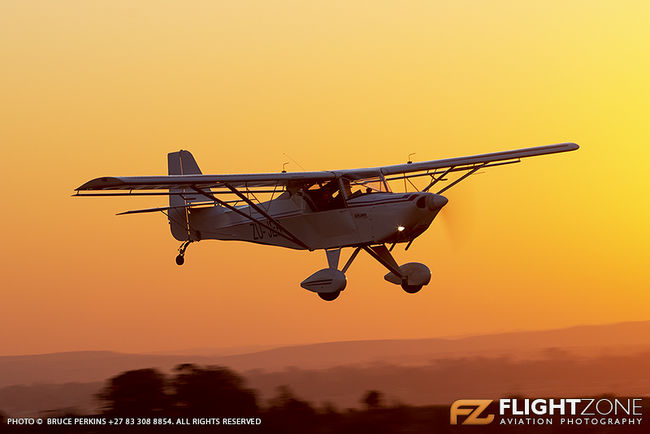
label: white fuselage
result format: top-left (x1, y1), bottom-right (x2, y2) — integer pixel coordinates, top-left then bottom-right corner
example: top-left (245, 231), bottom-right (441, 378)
top-left (182, 191), bottom-right (447, 250)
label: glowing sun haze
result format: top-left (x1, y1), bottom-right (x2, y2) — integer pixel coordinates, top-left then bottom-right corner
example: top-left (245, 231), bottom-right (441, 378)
top-left (1, 0), bottom-right (649, 355)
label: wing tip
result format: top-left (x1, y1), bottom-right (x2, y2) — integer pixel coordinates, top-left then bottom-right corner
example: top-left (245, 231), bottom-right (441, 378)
top-left (76, 176), bottom-right (125, 191)
top-left (561, 142), bottom-right (579, 151)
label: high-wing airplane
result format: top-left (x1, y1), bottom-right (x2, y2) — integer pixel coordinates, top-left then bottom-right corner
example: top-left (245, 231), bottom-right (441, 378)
top-left (75, 142), bottom-right (578, 301)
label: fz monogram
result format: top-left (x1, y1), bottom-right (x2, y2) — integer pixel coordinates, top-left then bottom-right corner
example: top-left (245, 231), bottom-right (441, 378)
top-left (450, 400), bottom-right (495, 425)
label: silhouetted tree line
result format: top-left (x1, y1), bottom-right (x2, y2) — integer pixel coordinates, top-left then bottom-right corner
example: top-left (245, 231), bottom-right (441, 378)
top-left (94, 364), bottom-right (405, 433)
top-left (1, 364), bottom-right (648, 433)
top-left (77, 364), bottom-right (412, 433)
top-left (98, 364), bottom-right (257, 419)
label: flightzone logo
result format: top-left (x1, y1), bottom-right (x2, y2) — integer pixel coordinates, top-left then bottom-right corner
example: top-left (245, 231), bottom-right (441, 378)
top-left (450, 398), bottom-right (644, 427)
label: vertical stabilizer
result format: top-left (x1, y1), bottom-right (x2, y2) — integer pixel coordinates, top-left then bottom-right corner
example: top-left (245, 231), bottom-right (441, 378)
top-left (167, 150), bottom-right (204, 241)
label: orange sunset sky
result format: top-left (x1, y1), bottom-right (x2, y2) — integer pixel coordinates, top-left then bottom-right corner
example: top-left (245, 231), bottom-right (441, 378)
top-left (1, 1), bottom-right (649, 356)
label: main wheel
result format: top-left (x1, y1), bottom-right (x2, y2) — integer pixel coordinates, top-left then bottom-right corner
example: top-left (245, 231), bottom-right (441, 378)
top-left (401, 283), bottom-right (423, 294)
top-left (175, 254), bottom-right (185, 266)
top-left (318, 291), bottom-right (341, 301)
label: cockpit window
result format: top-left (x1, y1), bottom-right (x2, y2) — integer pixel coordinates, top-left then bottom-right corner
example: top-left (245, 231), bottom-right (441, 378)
top-left (345, 176), bottom-right (391, 195)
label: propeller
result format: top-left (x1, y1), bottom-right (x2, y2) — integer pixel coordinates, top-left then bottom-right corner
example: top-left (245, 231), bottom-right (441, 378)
top-left (435, 191), bottom-right (474, 250)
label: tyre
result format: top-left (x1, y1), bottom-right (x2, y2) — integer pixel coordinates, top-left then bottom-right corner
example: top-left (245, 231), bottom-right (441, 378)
top-left (318, 291), bottom-right (340, 301)
top-left (401, 283), bottom-right (422, 294)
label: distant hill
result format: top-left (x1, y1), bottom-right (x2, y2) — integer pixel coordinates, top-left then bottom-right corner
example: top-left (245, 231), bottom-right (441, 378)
top-left (0, 382), bottom-right (102, 417)
top-left (214, 320), bottom-right (650, 370)
top-left (244, 351), bottom-right (650, 407)
top-left (0, 351), bottom-right (216, 388)
top-left (1, 320), bottom-right (649, 388)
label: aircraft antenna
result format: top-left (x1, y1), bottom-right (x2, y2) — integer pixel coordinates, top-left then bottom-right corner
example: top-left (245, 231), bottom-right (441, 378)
top-left (283, 153), bottom-right (306, 171)
top-left (407, 153), bottom-right (416, 164)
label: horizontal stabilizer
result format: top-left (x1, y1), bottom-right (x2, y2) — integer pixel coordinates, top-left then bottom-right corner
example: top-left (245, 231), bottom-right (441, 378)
top-left (116, 202), bottom-right (217, 216)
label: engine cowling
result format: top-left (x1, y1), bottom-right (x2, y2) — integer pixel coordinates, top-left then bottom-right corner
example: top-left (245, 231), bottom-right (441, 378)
top-left (301, 269), bottom-right (347, 293)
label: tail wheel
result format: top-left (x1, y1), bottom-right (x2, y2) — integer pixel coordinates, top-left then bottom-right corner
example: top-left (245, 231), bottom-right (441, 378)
top-left (175, 240), bottom-right (192, 266)
top-left (401, 283), bottom-right (423, 294)
top-left (318, 291), bottom-right (341, 301)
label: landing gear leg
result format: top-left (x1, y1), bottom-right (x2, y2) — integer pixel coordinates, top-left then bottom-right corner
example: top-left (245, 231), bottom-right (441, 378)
top-left (341, 247), bottom-right (361, 273)
top-left (362, 245), bottom-right (403, 278)
top-left (176, 241), bottom-right (192, 266)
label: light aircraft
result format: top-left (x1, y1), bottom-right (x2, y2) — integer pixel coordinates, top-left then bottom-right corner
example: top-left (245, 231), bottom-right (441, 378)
top-left (75, 142), bottom-right (578, 301)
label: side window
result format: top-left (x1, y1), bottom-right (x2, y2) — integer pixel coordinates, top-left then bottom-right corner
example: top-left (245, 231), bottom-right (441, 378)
top-left (303, 180), bottom-right (346, 211)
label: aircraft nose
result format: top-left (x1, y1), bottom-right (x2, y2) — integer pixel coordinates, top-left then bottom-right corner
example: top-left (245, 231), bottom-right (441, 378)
top-left (426, 194), bottom-right (448, 211)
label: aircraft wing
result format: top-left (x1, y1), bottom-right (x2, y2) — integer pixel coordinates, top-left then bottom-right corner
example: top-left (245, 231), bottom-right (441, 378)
top-left (75, 142), bottom-right (578, 194)
top-left (335, 142), bottom-right (579, 179)
top-left (75, 171), bottom-right (336, 191)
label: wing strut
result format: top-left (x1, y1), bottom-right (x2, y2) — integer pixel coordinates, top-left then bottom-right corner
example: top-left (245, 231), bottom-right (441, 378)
top-left (421, 167), bottom-right (454, 193)
top-left (192, 185), bottom-right (311, 251)
top-left (187, 187), bottom-right (312, 250)
top-left (223, 183), bottom-right (312, 250)
top-left (436, 163), bottom-right (487, 195)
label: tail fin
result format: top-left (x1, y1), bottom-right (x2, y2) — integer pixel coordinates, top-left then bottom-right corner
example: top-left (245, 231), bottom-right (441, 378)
top-left (167, 150), bottom-right (205, 241)
top-left (168, 150), bottom-right (202, 176)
